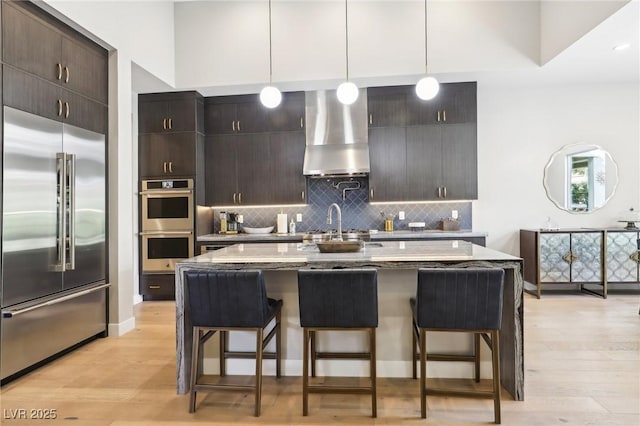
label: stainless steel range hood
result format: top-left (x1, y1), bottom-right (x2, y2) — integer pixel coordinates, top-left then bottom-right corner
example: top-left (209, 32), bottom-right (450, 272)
top-left (303, 89), bottom-right (369, 177)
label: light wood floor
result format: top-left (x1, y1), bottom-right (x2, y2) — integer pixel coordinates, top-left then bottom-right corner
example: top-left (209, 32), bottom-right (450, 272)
top-left (1, 292), bottom-right (639, 425)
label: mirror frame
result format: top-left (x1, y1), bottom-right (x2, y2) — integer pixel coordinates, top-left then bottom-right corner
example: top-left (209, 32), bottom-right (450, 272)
top-left (543, 143), bottom-right (619, 214)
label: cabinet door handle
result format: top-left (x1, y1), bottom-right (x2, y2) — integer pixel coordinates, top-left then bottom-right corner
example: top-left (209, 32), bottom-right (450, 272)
top-left (168, 161), bottom-right (173, 173)
top-left (301, 191), bottom-right (305, 200)
top-left (443, 110), bottom-right (447, 122)
top-left (65, 102), bottom-right (69, 118)
top-left (56, 63), bottom-right (62, 80)
top-left (300, 117), bottom-right (304, 128)
top-left (57, 99), bottom-right (63, 116)
top-left (64, 66), bottom-right (70, 83)
top-left (232, 121), bottom-right (236, 132)
top-left (163, 162), bottom-right (167, 173)
top-left (237, 121), bottom-right (241, 132)
top-left (443, 186), bottom-right (447, 198)
top-left (369, 114), bottom-right (373, 125)
top-left (370, 188), bottom-right (374, 199)
top-left (168, 118), bottom-right (173, 130)
top-left (238, 192), bottom-right (242, 204)
top-left (437, 111), bottom-right (441, 122)
top-left (437, 187), bottom-right (442, 198)
top-left (233, 192), bottom-right (236, 204)
top-left (163, 118), bottom-right (167, 130)
top-left (149, 285), bottom-right (161, 290)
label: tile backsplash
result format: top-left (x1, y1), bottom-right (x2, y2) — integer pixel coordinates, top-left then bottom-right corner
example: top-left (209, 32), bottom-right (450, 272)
top-left (209, 177), bottom-right (472, 233)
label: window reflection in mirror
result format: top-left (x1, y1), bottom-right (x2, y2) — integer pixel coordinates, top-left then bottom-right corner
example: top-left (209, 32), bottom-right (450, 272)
top-left (544, 144), bottom-right (618, 214)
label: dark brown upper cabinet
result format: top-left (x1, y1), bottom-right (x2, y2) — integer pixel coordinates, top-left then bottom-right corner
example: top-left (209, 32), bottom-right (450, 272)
top-left (406, 82), bottom-right (477, 125)
top-left (138, 92), bottom-right (204, 179)
top-left (205, 92), bottom-right (305, 135)
top-left (2, 1), bottom-right (108, 104)
top-left (367, 86), bottom-right (409, 128)
top-left (138, 93), bottom-right (202, 134)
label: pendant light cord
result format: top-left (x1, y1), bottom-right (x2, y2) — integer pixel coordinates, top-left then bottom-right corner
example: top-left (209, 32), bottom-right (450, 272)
top-left (345, 0), bottom-right (349, 81)
top-left (424, 0), bottom-right (428, 74)
top-left (268, 0), bottom-right (273, 85)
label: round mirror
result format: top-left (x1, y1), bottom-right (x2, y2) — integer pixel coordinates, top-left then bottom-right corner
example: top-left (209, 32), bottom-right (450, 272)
top-left (543, 144), bottom-right (618, 213)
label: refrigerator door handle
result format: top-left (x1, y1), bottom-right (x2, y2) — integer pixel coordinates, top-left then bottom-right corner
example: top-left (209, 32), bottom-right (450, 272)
top-left (55, 152), bottom-right (67, 272)
top-left (2, 283), bottom-right (111, 318)
top-left (67, 153), bottom-right (76, 271)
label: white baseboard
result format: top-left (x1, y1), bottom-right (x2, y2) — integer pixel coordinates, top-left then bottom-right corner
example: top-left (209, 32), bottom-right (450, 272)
top-left (108, 315), bottom-right (136, 337)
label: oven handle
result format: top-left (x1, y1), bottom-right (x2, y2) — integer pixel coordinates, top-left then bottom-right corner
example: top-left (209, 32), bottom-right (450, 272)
top-left (140, 230), bottom-right (193, 236)
top-left (140, 189), bottom-right (193, 196)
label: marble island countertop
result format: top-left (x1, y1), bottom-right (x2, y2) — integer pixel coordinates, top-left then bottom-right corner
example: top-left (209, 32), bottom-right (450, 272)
top-left (183, 240), bottom-right (518, 266)
top-left (197, 229), bottom-right (487, 243)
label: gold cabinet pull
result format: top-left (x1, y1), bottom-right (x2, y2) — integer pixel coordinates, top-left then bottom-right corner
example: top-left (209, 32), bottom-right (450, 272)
top-left (64, 66), bottom-right (70, 83)
top-left (149, 285), bottom-right (161, 290)
top-left (56, 63), bottom-right (62, 80)
top-left (163, 118), bottom-right (167, 130)
top-left (237, 121), bottom-right (241, 131)
top-left (168, 118), bottom-right (173, 130)
top-left (163, 162), bottom-right (167, 174)
top-left (168, 161), bottom-right (173, 173)
top-left (232, 121), bottom-right (236, 132)
top-left (238, 192), bottom-right (242, 204)
top-left (443, 110), bottom-right (447, 122)
top-left (233, 192), bottom-right (236, 204)
top-left (369, 114), bottom-right (373, 125)
top-left (370, 188), bottom-right (374, 199)
top-left (437, 111), bottom-right (441, 122)
top-left (438, 187), bottom-right (442, 198)
top-left (443, 186), bottom-right (447, 198)
top-left (300, 117), bottom-right (304, 128)
top-left (301, 191), bottom-right (305, 200)
top-left (65, 102), bottom-right (69, 118)
top-left (57, 99), bottom-right (63, 116)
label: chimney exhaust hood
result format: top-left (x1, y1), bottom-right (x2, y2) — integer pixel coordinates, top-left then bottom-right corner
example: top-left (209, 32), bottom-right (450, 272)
top-left (303, 89), bottom-right (369, 177)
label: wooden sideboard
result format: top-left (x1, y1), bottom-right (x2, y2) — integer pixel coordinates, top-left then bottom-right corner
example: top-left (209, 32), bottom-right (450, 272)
top-left (520, 228), bottom-right (640, 298)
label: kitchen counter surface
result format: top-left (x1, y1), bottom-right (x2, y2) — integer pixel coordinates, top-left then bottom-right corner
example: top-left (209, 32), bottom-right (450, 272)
top-left (197, 230), bottom-right (487, 243)
top-left (186, 240), bottom-right (514, 265)
top-left (175, 240), bottom-right (524, 401)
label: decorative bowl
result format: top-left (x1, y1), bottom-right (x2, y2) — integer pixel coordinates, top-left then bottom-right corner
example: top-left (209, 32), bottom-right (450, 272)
top-left (242, 226), bottom-right (274, 234)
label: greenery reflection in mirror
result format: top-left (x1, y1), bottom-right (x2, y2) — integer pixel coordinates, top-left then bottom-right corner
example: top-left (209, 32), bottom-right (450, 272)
top-left (543, 144), bottom-right (618, 213)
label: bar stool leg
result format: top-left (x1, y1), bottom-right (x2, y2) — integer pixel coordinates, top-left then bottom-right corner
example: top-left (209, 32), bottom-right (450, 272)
top-left (189, 327), bottom-right (200, 413)
top-left (491, 330), bottom-right (501, 424)
top-left (412, 320), bottom-right (417, 379)
top-left (302, 328), bottom-right (310, 416)
top-left (254, 328), bottom-right (264, 417)
top-left (419, 328), bottom-right (427, 419)
top-left (219, 330), bottom-right (226, 377)
top-left (276, 310), bottom-right (282, 378)
top-left (474, 333), bottom-right (481, 382)
top-left (369, 327), bottom-right (377, 418)
top-left (310, 330), bottom-right (317, 378)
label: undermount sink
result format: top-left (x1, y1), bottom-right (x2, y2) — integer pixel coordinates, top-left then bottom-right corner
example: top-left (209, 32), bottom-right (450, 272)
top-left (315, 239), bottom-right (364, 253)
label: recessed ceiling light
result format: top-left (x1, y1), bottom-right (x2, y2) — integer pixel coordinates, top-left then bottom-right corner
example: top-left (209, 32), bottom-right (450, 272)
top-left (613, 43), bottom-right (630, 51)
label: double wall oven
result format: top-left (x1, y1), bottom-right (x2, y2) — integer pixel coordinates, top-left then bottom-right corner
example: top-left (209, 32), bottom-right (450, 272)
top-left (140, 179), bottom-right (194, 272)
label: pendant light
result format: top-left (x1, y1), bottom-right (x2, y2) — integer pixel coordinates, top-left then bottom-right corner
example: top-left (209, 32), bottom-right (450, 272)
top-left (260, 0), bottom-right (282, 108)
top-left (415, 0), bottom-right (439, 101)
top-left (336, 0), bottom-right (358, 105)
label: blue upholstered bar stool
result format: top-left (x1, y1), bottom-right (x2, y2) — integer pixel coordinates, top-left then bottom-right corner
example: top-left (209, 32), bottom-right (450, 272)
top-left (185, 270), bottom-right (282, 416)
top-left (297, 268), bottom-right (378, 417)
top-left (411, 267), bottom-right (505, 424)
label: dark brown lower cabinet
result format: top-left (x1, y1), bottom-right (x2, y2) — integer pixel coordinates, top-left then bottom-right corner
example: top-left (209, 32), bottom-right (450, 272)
top-left (140, 273), bottom-right (175, 300)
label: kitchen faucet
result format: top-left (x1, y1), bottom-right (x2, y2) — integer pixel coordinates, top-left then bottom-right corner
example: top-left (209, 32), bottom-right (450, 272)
top-left (326, 203), bottom-right (343, 241)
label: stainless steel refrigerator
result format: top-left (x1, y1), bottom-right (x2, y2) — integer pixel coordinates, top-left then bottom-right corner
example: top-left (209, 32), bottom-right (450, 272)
top-left (1, 106), bottom-right (109, 381)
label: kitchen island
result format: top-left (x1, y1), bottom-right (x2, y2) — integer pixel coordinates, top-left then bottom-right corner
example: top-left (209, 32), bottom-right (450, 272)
top-left (175, 240), bottom-right (524, 400)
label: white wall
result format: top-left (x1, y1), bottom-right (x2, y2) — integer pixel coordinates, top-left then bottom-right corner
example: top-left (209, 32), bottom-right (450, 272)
top-left (174, 0), bottom-right (540, 95)
top-left (474, 82), bottom-right (640, 255)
